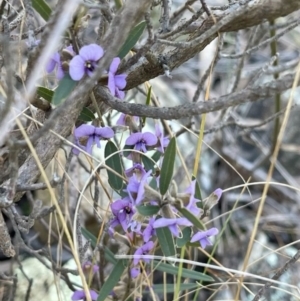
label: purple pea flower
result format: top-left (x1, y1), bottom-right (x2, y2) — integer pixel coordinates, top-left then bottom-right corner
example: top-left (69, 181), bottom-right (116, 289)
top-left (73, 124), bottom-right (114, 155)
top-left (126, 132), bottom-right (158, 153)
top-left (133, 241), bottom-right (155, 265)
top-left (69, 44), bottom-right (104, 81)
top-left (143, 217), bottom-right (156, 242)
top-left (125, 163), bottom-right (147, 178)
top-left (82, 261), bottom-right (99, 274)
top-left (153, 217), bottom-right (192, 238)
top-left (155, 124), bottom-right (170, 153)
top-left (46, 52), bottom-right (65, 80)
top-left (185, 180), bottom-right (201, 216)
top-left (108, 57), bottom-right (127, 99)
top-left (46, 46), bottom-right (75, 80)
top-left (116, 113), bottom-right (139, 126)
top-left (127, 170), bottom-right (152, 205)
top-left (110, 197), bottom-right (135, 231)
top-left (190, 227), bottom-right (219, 249)
top-left (131, 266), bottom-right (141, 278)
top-left (71, 289), bottom-right (98, 301)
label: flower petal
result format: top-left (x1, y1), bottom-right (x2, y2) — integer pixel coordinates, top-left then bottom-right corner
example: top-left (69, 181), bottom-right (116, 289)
top-left (71, 290), bottom-right (85, 301)
top-left (126, 132), bottom-right (143, 146)
top-left (142, 132), bottom-right (158, 146)
top-left (153, 218), bottom-right (176, 228)
top-left (116, 89), bottom-right (125, 100)
top-left (109, 57), bottom-right (121, 73)
top-left (90, 290), bottom-right (99, 300)
top-left (114, 74), bottom-right (127, 89)
top-left (95, 126), bottom-right (114, 139)
top-left (108, 72), bottom-right (116, 95)
top-left (74, 124), bottom-right (95, 138)
top-left (69, 55), bottom-right (86, 81)
top-left (79, 44), bottom-right (104, 61)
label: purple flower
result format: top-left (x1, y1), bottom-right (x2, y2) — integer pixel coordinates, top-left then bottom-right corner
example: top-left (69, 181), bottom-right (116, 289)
top-left (155, 124), bottom-right (170, 153)
top-left (108, 57), bottom-right (127, 99)
top-left (131, 266), bottom-right (141, 278)
top-left (69, 44), bottom-right (104, 80)
top-left (127, 170), bottom-right (152, 205)
top-left (126, 132), bottom-right (157, 153)
top-left (82, 261), bottom-right (99, 274)
top-left (46, 52), bottom-right (65, 80)
top-left (143, 217), bottom-right (156, 242)
top-left (213, 188), bottom-right (223, 201)
top-left (133, 241), bottom-right (154, 265)
top-left (116, 113), bottom-right (139, 126)
top-left (127, 219), bottom-right (142, 233)
top-left (153, 217), bottom-right (192, 238)
top-left (125, 163), bottom-right (147, 178)
top-left (190, 227), bottom-right (219, 249)
top-left (110, 197), bottom-right (135, 231)
top-left (71, 289), bottom-right (98, 301)
top-left (73, 124), bottom-right (114, 155)
top-left (46, 46), bottom-right (75, 80)
top-left (185, 180), bottom-right (201, 216)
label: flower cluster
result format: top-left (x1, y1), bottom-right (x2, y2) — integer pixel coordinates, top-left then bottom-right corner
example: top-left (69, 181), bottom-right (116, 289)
top-left (54, 43), bottom-right (223, 300)
top-left (46, 43), bottom-right (127, 99)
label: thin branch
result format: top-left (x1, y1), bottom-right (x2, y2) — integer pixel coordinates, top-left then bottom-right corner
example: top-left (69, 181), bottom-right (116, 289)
top-left (252, 248), bottom-right (300, 301)
top-left (97, 72), bottom-right (298, 120)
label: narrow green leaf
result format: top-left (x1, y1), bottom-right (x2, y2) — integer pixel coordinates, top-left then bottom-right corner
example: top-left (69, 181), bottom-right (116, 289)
top-left (156, 221), bottom-right (176, 257)
top-left (52, 74), bottom-right (77, 106)
top-left (118, 21), bottom-right (146, 59)
top-left (32, 0), bottom-right (52, 21)
top-left (159, 137), bottom-right (176, 195)
top-left (154, 261), bottom-right (214, 282)
top-left (176, 207), bottom-right (205, 230)
top-left (36, 86), bottom-right (53, 102)
top-left (97, 260), bottom-right (127, 301)
top-left (176, 227), bottom-right (191, 248)
top-left (141, 151), bottom-right (161, 172)
top-left (81, 227), bottom-right (97, 248)
top-left (151, 283), bottom-right (199, 294)
top-left (136, 205), bottom-right (160, 216)
top-left (142, 86), bottom-right (152, 125)
top-left (78, 107), bottom-right (95, 122)
top-left (105, 141), bottom-right (123, 191)
top-left (193, 176), bottom-right (203, 201)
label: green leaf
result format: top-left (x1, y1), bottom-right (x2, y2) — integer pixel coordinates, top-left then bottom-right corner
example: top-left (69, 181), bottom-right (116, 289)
top-left (176, 207), bottom-right (205, 230)
top-left (142, 86), bottom-right (152, 125)
top-left (154, 261), bottom-right (214, 282)
top-left (136, 205), bottom-right (160, 216)
top-left (156, 220), bottom-right (176, 257)
top-left (78, 107), bottom-right (95, 122)
top-left (81, 227), bottom-right (97, 248)
top-left (32, 0), bottom-right (52, 21)
top-left (159, 137), bottom-right (176, 195)
top-left (176, 227), bottom-right (191, 248)
top-left (151, 283), bottom-right (199, 294)
top-left (141, 151), bottom-right (161, 172)
top-left (97, 259), bottom-right (127, 301)
top-left (36, 86), bottom-right (53, 102)
top-left (105, 141), bottom-right (123, 191)
top-left (52, 74), bottom-right (77, 106)
top-left (118, 21), bottom-right (146, 59)
top-left (193, 176), bottom-right (202, 201)
top-left (123, 144), bottom-right (134, 157)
